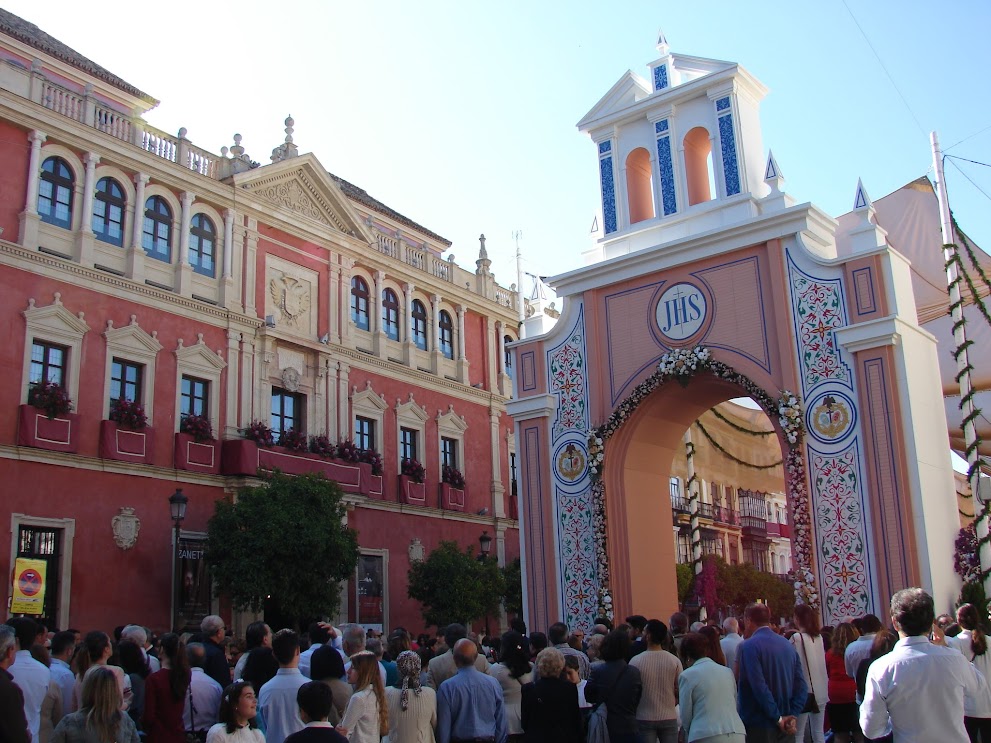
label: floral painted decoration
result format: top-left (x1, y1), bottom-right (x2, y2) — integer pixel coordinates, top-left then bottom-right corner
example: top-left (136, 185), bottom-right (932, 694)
top-left (28, 380), bottom-right (73, 420)
top-left (109, 397), bottom-right (147, 430)
top-left (179, 413), bottom-right (213, 442)
top-left (442, 464), bottom-right (466, 489)
top-left (401, 458), bottom-right (426, 484)
top-left (243, 420), bottom-right (275, 447)
top-left (278, 427), bottom-right (308, 452)
top-left (309, 434), bottom-right (336, 458)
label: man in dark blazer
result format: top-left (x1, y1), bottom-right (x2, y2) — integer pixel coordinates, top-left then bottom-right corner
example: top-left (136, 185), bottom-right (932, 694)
top-left (0, 625), bottom-right (30, 743)
top-left (285, 682), bottom-right (347, 743)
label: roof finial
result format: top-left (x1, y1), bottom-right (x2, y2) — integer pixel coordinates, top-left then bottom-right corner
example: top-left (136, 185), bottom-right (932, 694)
top-left (853, 177), bottom-right (873, 213)
top-left (478, 233), bottom-right (488, 260)
top-left (764, 150), bottom-right (784, 194)
top-left (284, 115), bottom-right (295, 144)
top-left (656, 29), bottom-right (669, 55)
top-left (476, 233), bottom-right (492, 276)
top-left (271, 115), bottom-right (299, 163)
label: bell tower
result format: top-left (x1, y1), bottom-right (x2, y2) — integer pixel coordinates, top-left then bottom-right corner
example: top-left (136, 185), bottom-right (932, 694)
top-left (578, 33), bottom-right (771, 261)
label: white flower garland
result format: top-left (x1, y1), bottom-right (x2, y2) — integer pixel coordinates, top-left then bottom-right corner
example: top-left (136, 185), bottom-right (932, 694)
top-left (587, 346), bottom-right (820, 612)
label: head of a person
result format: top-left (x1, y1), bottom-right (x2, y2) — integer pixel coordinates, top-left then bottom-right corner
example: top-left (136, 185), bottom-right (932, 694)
top-left (860, 613), bottom-right (883, 635)
top-left (387, 630), bottom-right (411, 660)
top-left (599, 629), bottom-right (631, 662)
top-left (396, 649), bottom-right (422, 685)
top-left (296, 681), bottom-right (333, 724)
top-left (744, 603), bottom-right (771, 633)
top-left (308, 623), bottom-right (331, 647)
top-left (83, 631), bottom-right (112, 664)
top-left (510, 617), bottom-right (527, 636)
top-left (0, 626), bottom-right (16, 669)
top-left (936, 613), bottom-right (955, 631)
top-left (120, 625), bottom-right (147, 649)
top-left (118, 639), bottom-right (148, 678)
top-left (722, 617), bottom-right (740, 636)
top-left (342, 623), bottom-right (367, 656)
top-left (679, 632), bottom-right (709, 668)
top-left (585, 633), bottom-right (605, 661)
top-left (831, 622), bottom-right (860, 657)
top-left (244, 621), bottom-right (272, 651)
top-left (82, 664), bottom-right (124, 713)
top-left (890, 588), bottom-right (935, 637)
top-left (29, 643), bottom-right (50, 667)
top-left (529, 631), bottom-right (548, 655)
top-left (499, 630), bottom-right (531, 678)
top-left (201, 615), bottom-right (225, 642)
top-left (957, 604), bottom-right (981, 631)
top-left (643, 619), bottom-right (668, 647)
top-left (669, 612), bottom-right (689, 635)
top-left (698, 626), bottom-right (726, 665)
top-left (532, 646), bottom-right (564, 679)
top-left (272, 629), bottom-right (300, 667)
top-left (349, 650), bottom-right (382, 688)
top-left (625, 615), bottom-right (647, 637)
top-left (547, 622), bottom-right (569, 646)
top-left (869, 629), bottom-right (898, 660)
top-left (310, 644), bottom-right (345, 682)
top-left (219, 680), bottom-right (258, 731)
top-left (366, 637), bottom-right (384, 660)
top-left (6, 617), bottom-right (40, 652)
top-left (452, 638), bottom-right (478, 668)
top-left (51, 630), bottom-right (76, 661)
top-left (794, 604), bottom-right (821, 637)
top-left (186, 642), bottom-right (207, 669)
top-left (242, 647), bottom-right (279, 692)
top-left (562, 654), bottom-right (581, 684)
top-left (159, 632), bottom-right (183, 668)
top-left (444, 623), bottom-right (468, 650)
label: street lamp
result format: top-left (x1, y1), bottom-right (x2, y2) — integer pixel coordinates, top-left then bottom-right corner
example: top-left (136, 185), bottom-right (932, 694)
top-left (478, 530), bottom-right (492, 561)
top-left (169, 488), bottom-right (188, 632)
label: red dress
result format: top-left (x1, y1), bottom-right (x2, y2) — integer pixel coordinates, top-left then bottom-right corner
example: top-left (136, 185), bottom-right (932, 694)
top-left (825, 649), bottom-right (856, 704)
top-left (142, 669), bottom-right (187, 743)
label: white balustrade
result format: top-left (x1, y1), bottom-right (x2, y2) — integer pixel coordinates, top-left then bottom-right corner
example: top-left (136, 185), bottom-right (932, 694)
top-left (377, 233), bottom-right (399, 258)
top-left (41, 81), bottom-right (84, 121)
top-left (94, 105), bottom-right (132, 141)
top-left (404, 244), bottom-right (425, 271)
top-left (140, 126), bottom-right (178, 163)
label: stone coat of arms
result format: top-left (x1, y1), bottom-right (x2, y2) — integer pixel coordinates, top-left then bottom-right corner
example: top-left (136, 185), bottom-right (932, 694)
top-left (112, 507), bottom-right (141, 550)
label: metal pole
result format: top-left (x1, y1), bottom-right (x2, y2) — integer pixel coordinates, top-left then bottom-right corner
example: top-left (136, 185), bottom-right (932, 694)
top-left (931, 130), bottom-right (991, 594)
top-left (513, 231), bottom-right (525, 338)
top-left (172, 521), bottom-right (181, 632)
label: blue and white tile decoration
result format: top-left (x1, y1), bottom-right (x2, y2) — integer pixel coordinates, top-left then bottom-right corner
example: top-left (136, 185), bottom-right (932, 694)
top-left (656, 134), bottom-right (677, 216)
top-left (598, 140), bottom-right (612, 155)
top-left (653, 65), bottom-right (669, 92)
top-left (599, 155), bottom-right (617, 234)
top-left (655, 120), bottom-right (669, 134)
top-left (716, 98), bottom-right (741, 197)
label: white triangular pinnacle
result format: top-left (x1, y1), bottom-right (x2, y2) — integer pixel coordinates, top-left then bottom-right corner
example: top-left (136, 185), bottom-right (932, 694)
top-left (764, 150), bottom-right (782, 181)
top-left (590, 215), bottom-right (600, 234)
top-left (853, 178), bottom-right (872, 211)
top-left (656, 29), bottom-right (669, 54)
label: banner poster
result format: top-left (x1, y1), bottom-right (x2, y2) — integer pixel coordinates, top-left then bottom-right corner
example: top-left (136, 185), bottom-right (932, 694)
top-left (11, 558), bottom-right (47, 615)
top-left (176, 537), bottom-right (211, 633)
top-left (356, 553), bottom-right (384, 633)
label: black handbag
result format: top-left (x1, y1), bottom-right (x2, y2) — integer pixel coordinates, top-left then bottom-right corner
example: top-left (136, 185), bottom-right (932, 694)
top-left (799, 633), bottom-right (820, 714)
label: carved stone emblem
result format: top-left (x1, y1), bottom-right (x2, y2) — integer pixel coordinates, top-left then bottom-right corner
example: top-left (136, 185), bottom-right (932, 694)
top-left (281, 367), bottom-right (301, 392)
top-left (408, 538), bottom-right (425, 563)
top-left (112, 507), bottom-right (141, 550)
top-left (269, 273), bottom-right (311, 327)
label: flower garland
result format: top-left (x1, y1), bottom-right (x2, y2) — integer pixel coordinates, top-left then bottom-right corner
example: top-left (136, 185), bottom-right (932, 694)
top-left (709, 407), bottom-right (775, 437)
top-left (587, 346), bottom-right (820, 611)
top-left (694, 421), bottom-right (783, 470)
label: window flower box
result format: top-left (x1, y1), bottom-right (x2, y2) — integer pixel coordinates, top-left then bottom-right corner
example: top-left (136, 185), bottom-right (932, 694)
top-left (174, 432), bottom-right (220, 474)
top-left (17, 404), bottom-right (80, 453)
top-left (398, 474), bottom-right (426, 505)
top-left (439, 482), bottom-right (466, 512)
top-left (359, 462), bottom-right (384, 499)
top-left (100, 420), bottom-right (154, 463)
top-left (221, 439), bottom-right (364, 493)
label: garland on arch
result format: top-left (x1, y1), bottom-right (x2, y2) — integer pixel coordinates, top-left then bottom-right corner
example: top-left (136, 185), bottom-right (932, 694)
top-left (587, 346), bottom-right (819, 614)
top-left (694, 420), bottom-right (784, 470)
top-left (709, 406), bottom-right (776, 437)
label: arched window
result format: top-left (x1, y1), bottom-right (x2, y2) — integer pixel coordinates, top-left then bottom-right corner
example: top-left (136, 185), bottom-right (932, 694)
top-left (411, 299), bottom-right (428, 350)
top-left (382, 288), bottom-right (400, 341)
top-left (38, 156), bottom-right (74, 229)
top-left (684, 127), bottom-right (715, 206)
top-left (92, 177), bottom-right (125, 246)
top-left (351, 276), bottom-right (370, 330)
top-left (625, 147), bottom-right (655, 223)
top-left (439, 310), bottom-right (454, 359)
top-left (142, 196), bottom-right (172, 262)
top-left (189, 214), bottom-right (216, 277)
top-left (504, 335), bottom-right (514, 374)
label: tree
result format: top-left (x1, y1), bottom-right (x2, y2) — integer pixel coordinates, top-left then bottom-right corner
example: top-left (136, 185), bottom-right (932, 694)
top-left (715, 559), bottom-right (795, 620)
top-left (206, 472), bottom-right (359, 624)
top-left (408, 541), bottom-right (505, 628)
top-left (502, 558), bottom-right (523, 617)
top-left (676, 563), bottom-right (695, 605)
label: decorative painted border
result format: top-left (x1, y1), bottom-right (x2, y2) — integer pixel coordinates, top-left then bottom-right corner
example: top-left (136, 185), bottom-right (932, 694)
top-left (653, 65), bottom-right (669, 92)
top-left (655, 124), bottom-right (678, 217)
top-left (787, 256), bottom-right (853, 391)
top-left (715, 97), bottom-right (740, 197)
top-left (851, 267), bottom-right (877, 316)
top-left (599, 153), bottom-right (617, 234)
top-left (520, 351), bottom-right (537, 392)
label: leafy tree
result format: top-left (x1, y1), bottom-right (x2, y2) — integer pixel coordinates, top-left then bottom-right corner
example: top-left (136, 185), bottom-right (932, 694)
top-left (715, 559), bottom-right (794, 620)
top-left (502, 558), bottom-right (523, 616)
top-left (206, 472), bottom-right (359, 624)
top-left (408, 541), bottom-right (505, 628)
top-left (676, 563), bottom-right (695, 605)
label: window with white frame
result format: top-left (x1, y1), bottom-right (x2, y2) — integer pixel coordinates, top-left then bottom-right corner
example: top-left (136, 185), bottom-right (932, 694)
top-left (189, 214), bottom-right (216, 277)
top-left (395, 394), bottom-right (428, 473)
top-left (352, 382), bottom-right (387, 453)
top-left (142, 196), bottom-right (173, 263)
top-left (400, 427), bottom-right (418, 461)
top-left (354, 416), bottom-right (375, 451)
top-left (382, 288), bottom-right (400, 341)
top-left (22, 296), bottom-right (90, 409)
top-left (39, 156), bottom-right (74, 229)
top-left (436, 405), bottom-right (467, 475)
top-left (351, 276), bottom-right (370, 331)
top-left (411, 300), bottom-right (428, 350)
top-left (438, 310), bottom-right (454, 359)
top-left (174, 338), bottom-right (226, 435)
top-left (103, 319), bottom-right (162, 425)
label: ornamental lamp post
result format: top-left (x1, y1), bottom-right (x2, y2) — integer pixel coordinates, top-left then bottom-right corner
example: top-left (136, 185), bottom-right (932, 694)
top-left (169, 488), bottom-right (188, 632)
top-left (478, 530), bottom-right (493, 638)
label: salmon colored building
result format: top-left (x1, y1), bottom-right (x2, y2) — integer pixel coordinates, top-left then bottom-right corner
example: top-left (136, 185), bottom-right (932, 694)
top-left (0, 9), bottom-right (521, 635)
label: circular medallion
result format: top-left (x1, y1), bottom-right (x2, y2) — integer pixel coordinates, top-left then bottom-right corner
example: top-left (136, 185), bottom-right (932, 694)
top-left (281, 367), bottom-right (301, 392)
top-left (807, 391), bottom-right (855, 443)
top-left (655, 282), bottom-right (707, 341)
top-left (554, 441), bottom-right (588, 484)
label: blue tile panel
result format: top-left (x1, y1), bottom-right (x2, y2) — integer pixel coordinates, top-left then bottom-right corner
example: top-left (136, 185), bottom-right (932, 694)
top-left (598, 140), bottom-right (611, 155)
top-left (655, 135), bottom-right (677, 216)
top-left (655, 119), bottom-right (669, 134)
top-left (718, 111), bottom-right (741, 196)
top-left (716, 96), bottom-right (731, 111)
top-left (653, 65), bottom-right (669, 92)
top-left (599, 155), bottom-right (617, 234)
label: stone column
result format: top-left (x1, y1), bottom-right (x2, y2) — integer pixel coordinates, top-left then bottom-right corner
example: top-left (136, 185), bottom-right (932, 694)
top-left (337, 362), bottom-right (351, 442)
top-left (175, 191), bottom-right (195, 295)
top-left (18, 130), bottom-right (46, 247)
top-left (220, 209), bottom-right (236, 308)
top-left (224, 330), bottom-right (241, 439)
top-left (126, 173), bottom-right (149, 282)
top-left (244, 218), bottom-right (258, 315)
top-left (340, 258), bottom-right (354, 347)
top-left (75, 152), bottom-right (99, 266)
top-left (490, 404), bottom-right (506, 518)
top-left (430, 294), bottom-right (442, 374)
top-left (374, 270), bottom-right (386, 358)
top-left (456, 305), bottom-right (469, 383)
top-left (403, 281), bottom-right (416, 366)
top-left (240, 337), bottom-right (255, 428)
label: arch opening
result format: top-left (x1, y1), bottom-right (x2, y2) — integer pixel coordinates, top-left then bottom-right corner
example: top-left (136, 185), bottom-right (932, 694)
top-left (625, 147), bottom-right (656, 224)
top-left (683, 127), bottom-right (716, 206)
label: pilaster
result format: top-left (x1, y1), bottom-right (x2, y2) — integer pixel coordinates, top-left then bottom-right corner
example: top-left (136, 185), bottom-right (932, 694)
top-left (126, 173), bottom-right (149, 283)
top-left (75, 152), bottom-right (99, 266)
top-left (337, 361), bottom-right (351, 441)
top-left (244, 218), bottom-right (259, 315)
top-left (403, 282), bottom-right (416, 367)
top-left (456, 305), bottom-right (469, 383)
top-left (18, 130), bottom-right (46, 247)
top-left (224, 330), bottom-right (242, 439)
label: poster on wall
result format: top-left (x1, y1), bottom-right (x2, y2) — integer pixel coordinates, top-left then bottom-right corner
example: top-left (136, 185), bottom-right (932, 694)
top-left (356, 553), bottom-right (384, 634)
top-left (10, 558), bottom-right (47, 615)
top-left (176, 536), bottom-right (211, 633)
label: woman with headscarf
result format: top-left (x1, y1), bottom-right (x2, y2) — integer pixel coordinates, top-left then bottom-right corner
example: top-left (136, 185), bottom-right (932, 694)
top-left (383, 650), bottom-right (436, 743)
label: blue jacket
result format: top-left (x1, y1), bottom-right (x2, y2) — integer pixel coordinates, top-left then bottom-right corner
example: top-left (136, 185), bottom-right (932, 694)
top-left (737, 627), bottom-right (807, 728)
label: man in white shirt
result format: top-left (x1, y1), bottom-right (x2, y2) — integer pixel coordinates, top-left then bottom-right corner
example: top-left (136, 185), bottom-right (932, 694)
top-left (844, 613), bottom-right (881, 679)
top-left (121, 625), bottom-right (160, 673)
top-left (300, 623), bottom-right (342, 678)
top-left (259, 629), bottom-right (308, 743)
top-left (720, 617), bottom-right (744, 674)
top-left (6, 617), bottom-right (50, 742)
top-left (49, 631), bottom-right (76, 711)
top-left (184, 643), bottom-right (222, 735)
top-left (861, 587), bottom-right (988, 743)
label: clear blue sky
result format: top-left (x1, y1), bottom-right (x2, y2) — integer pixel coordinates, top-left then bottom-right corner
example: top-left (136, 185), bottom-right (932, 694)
top-left (7, 0), bottom-right (989, 295)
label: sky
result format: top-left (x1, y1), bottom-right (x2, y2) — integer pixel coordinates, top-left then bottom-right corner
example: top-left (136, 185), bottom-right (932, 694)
top-left (5, 0), bottom-right (989, 300)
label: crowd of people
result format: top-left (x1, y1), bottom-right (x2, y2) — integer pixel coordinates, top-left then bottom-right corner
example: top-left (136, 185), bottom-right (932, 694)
top-left (1, 587), bottom-right (989, 743)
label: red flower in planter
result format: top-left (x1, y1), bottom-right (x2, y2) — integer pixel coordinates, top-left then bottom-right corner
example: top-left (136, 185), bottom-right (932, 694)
top-left (109, 397), bottom-right (147, 430)
top-left (28, 380), bottom-right (73, 420)
top-left (242, 420), bottom-right (275, 447)
top-left (360, 448), bottom-right (384, 476)
top-left (336, 438), bottom-right (361, 463)
top-left (309, 434), bottom-right (336, 458)
top-left (401, 458), bottom-right (426, 483)
top-left (278, 427), bottom-right (308, 452)
top-left (442, 464), bottom-right (466, 489)
top-left (179, 413), bottom-right (213, 442)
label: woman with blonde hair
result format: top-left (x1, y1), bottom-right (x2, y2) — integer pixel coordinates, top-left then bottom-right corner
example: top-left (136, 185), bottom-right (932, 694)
top-left (52, 666), bottom-right (140, 743)
top-left (825, 623), bottom-right (862, 743)
top-left (338, 651), bottom-right (389, 742)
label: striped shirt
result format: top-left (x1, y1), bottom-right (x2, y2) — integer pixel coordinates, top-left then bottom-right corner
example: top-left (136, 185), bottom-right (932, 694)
top-left (629, 648), bottom-right (683, 721)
